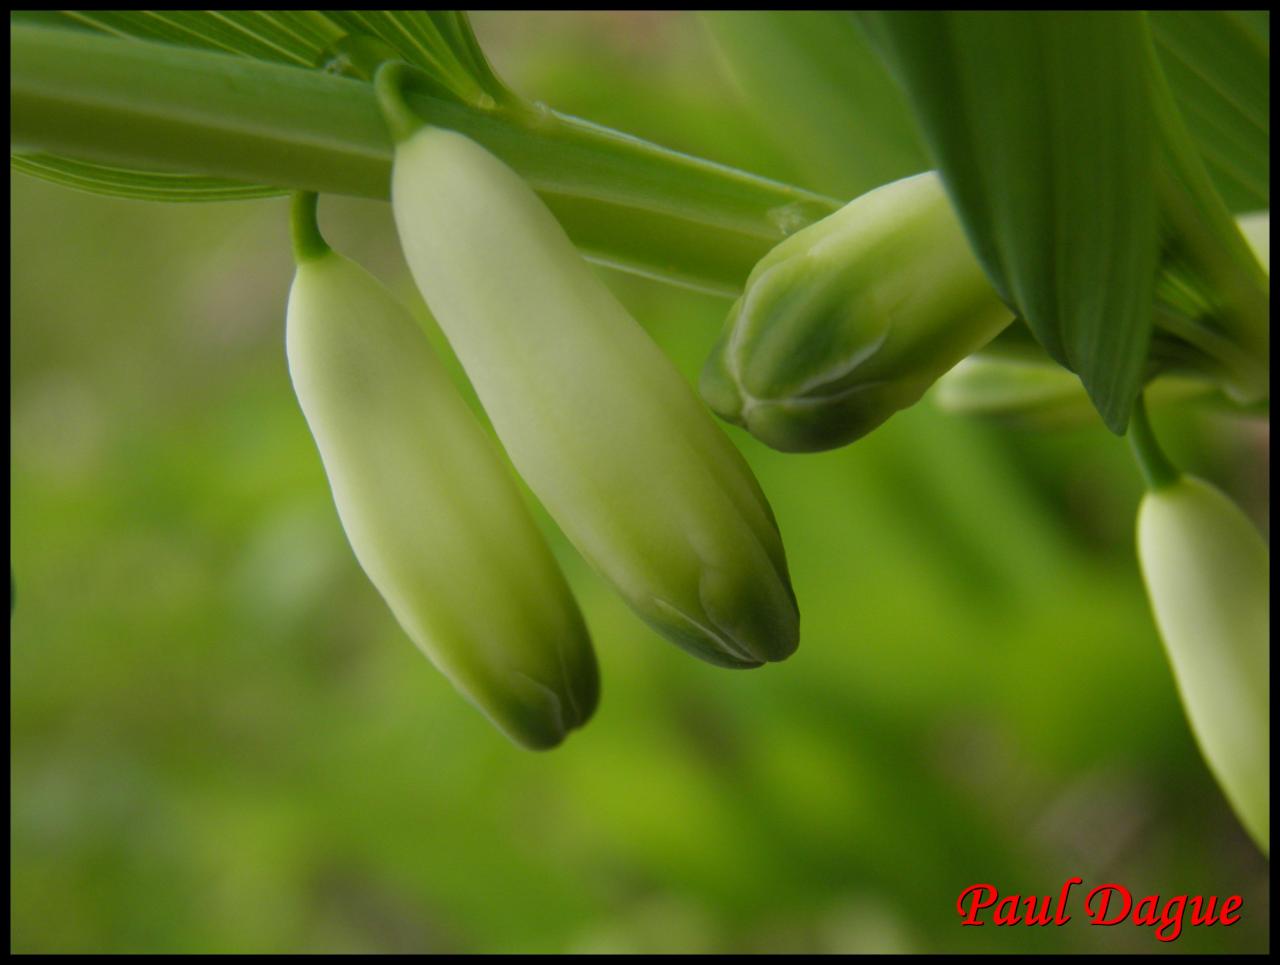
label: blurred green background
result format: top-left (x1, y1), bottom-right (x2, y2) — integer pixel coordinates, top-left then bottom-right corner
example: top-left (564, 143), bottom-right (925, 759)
top-left (10, 11), bottom-right (1269, 954)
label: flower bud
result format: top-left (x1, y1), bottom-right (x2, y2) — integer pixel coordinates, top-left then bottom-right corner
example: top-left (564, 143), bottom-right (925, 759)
top-left (381, 108), bottom-right (798, 668)
top-left (1137, 475), bottom-right (1269, 853)
top-left (286, 228), bottom-right (598, 749)
top-left (701, 172), bottom-right (1013, 452)
top-left (935, 357), bottom-right (1211, 428)
top-left (933, 355), bottom-right (1091, 426)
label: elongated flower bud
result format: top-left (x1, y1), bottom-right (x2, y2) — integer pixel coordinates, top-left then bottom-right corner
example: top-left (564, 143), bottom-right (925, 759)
top-left (285, 196), bottom-right (598, 749)
top-left (701, 171), bottom-right (1014, 452)
top-left (378, 70), bottom-right (798, 668)
top-left (935, 357), bottom-right (1210, 428)
top-left (1137, 474), bottom-right (1269, 853)
top-left (933, 355), bottom-right (1094, 425)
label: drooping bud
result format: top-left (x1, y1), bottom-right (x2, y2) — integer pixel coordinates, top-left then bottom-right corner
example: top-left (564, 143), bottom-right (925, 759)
top-left (285, 194), bottom-right (598, 749)
top-left (1137, 474), bottom-right (1269, 854)
top-left (377, 66), bottom-right (798, 668)
top-left (701, 171), bottom-right (1014, 452)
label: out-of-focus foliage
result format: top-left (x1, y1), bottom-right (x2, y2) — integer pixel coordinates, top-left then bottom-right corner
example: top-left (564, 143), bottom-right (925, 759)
top-left (699, 11), bottom-right (928, 199)
top-left (1149, 10), bottom-right (1270, 215)
top-left (9, 12), bottom-right (1270, 954)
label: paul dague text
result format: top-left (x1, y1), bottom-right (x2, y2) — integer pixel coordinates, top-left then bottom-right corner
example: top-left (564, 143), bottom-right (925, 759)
top-left (957, 877), bottom-right (1242, 942)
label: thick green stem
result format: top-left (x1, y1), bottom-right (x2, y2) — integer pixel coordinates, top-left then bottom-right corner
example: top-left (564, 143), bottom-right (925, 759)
top-left (10, 23), bottom-right (841, 296)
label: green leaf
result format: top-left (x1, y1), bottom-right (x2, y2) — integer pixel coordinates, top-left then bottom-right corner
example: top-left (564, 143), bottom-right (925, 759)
top-left (1151, 10), bottom-right (1269, 214)
top-left (699, 11), bottom-right (928, 198)
top-left (859, 12), bottom-right (1162, 433)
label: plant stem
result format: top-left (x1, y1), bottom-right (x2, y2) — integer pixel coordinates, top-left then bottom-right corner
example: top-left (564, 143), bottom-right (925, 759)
top-left (1128, 394), bottom-right (1179, 490)
top-left (290, 192), bottom-right (329, 262)
top-left (10, 23), bottom-right (841, 297)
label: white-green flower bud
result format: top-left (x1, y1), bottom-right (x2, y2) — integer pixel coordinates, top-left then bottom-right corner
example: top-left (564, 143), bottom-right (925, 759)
top-left (1137, 474), bottom-right (1269, 853)
top-left (286, 205), bottom-right (598, 749)
top-left (378, 70), bottom-right (798, 668)
top-left (701, 172), bottom-right (1014, 452)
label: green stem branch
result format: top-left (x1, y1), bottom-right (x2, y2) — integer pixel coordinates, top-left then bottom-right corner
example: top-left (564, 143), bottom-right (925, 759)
top-left (10, 23), bottom-right (841, 296)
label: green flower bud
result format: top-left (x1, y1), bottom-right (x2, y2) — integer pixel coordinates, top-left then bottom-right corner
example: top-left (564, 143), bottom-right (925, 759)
top-left (1137, 475), bottom-right (1269, 853)
top-left (378, 72), bottom-right (797, 668)
top-left (286, 199), bottom-right (598, 749)
top-left (701, 171), bottom-right (1013, 452)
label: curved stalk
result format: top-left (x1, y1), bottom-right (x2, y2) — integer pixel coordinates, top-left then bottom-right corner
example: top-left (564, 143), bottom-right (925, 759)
top-left (1127, 394), bottom-right (1179, 490)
